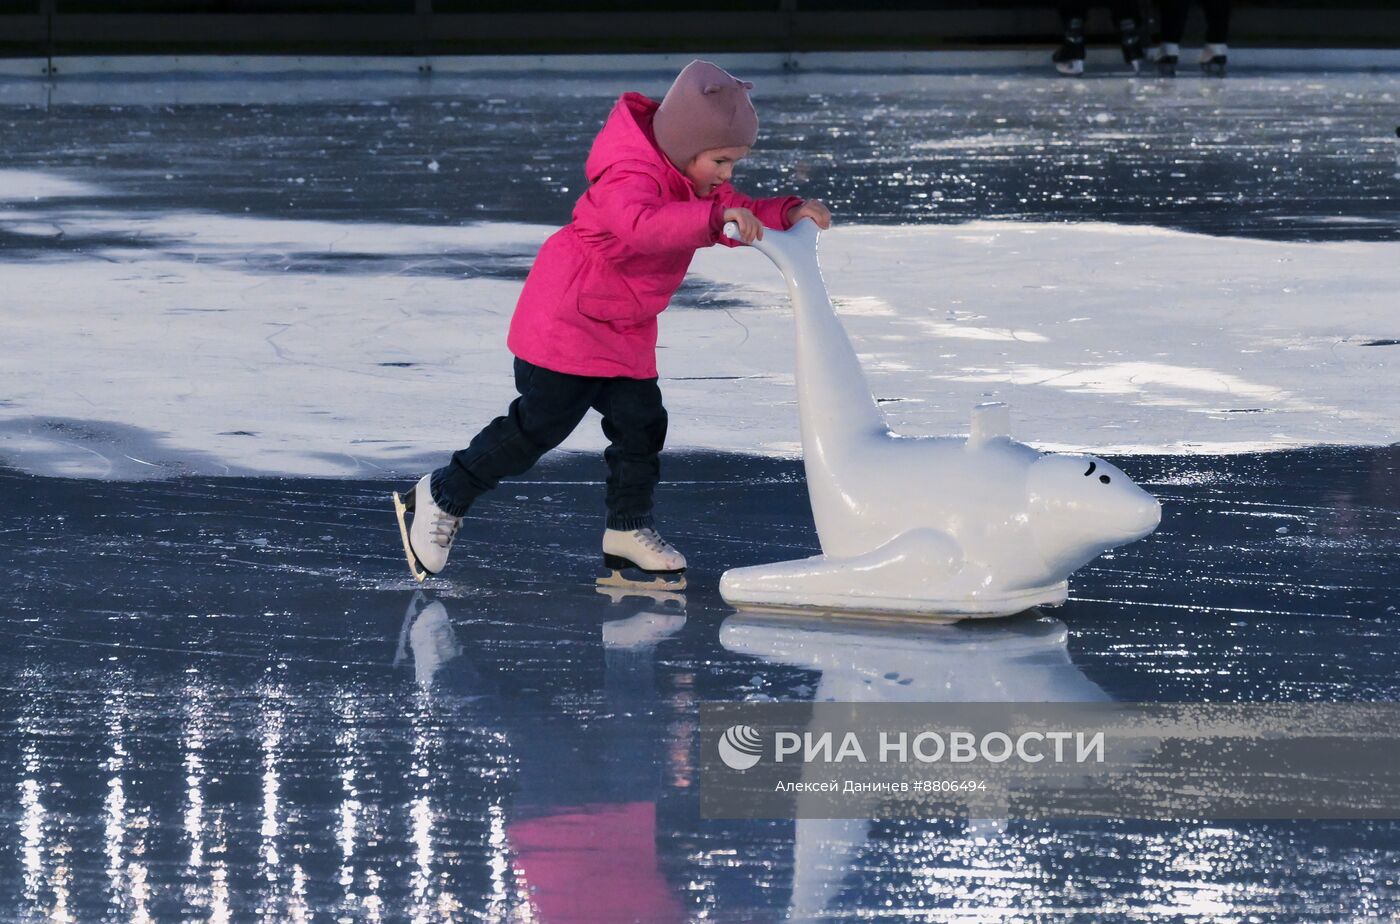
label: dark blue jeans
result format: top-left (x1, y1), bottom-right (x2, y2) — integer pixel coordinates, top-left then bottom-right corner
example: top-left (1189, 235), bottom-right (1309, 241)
top-left (429, 358), bottom-right (668, 530)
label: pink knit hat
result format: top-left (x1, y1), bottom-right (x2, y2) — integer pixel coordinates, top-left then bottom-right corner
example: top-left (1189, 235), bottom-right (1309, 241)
top-left (652, 60), bottom-right (759, 170)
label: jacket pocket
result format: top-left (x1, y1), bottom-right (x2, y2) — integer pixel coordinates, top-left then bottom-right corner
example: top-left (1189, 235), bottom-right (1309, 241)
top-left (577, 292), bottom-right (642, 325)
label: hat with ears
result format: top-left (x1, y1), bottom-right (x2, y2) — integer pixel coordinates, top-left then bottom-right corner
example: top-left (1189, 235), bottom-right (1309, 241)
top-left (652, 60), bottom-right (759, 171)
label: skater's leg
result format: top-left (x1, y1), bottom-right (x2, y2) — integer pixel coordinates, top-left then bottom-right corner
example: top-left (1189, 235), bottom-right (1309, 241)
top-left (592, 377), bottom-right (685, 587)
top-left (431, 358), bottom-right (600, 515)
top-left (1057, 1), bottom-right (1088, 27)
top-left (1198, 0), bottom-right (1229, 74)
top-left (1201, 0), bottom-right (1230, 44)
top-left (1053, 3), bottom-right (1088, 75)
top-left (1158, 0), bottom-right (1189, 43)
top-left (1109, 0), bottom-right (1145, 69)
top-left (1152, 0), bottom-right (1188, 73)
top-left (594, 376), bottom-right (668, 531)
top-left (1107, 0), bottom-right (1141, 24)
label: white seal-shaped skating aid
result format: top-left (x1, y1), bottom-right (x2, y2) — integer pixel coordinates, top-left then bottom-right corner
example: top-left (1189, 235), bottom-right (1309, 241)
top-left (718, 219), bottom-right (1161, 618)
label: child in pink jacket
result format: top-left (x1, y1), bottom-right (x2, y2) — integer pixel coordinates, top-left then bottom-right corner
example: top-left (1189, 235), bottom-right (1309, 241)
top-left (395, 60), bottom-right (832, 586)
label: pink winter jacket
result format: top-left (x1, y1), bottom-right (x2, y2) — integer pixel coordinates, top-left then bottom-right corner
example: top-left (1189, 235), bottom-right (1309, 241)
top-left (506, 92), bottom-right (803, 379)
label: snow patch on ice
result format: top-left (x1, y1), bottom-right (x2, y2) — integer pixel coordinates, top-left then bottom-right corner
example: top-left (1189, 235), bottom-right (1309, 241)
top-left (917, 322), bottom-right (1049, 342)
top-left (831, 295), bottom-right (897, 317)
top-left (0, 200), bottom-right (1395, 478)
top-left (0, 169), bottom-right (105, 202)
top-left (945, 362), bottom-right (1292, 402)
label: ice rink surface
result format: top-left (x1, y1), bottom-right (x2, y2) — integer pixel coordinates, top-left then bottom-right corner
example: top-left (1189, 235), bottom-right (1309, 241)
top-left (1, 64), bottom-right (1399, 920)
top-left (2, 447), bottom-right (1398, 920)
top-left (1, 68), bottom-right (1397, 473)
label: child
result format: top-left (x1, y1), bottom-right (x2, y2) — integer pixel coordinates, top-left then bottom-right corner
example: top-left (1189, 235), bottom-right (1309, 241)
top-left (393, 60), bottom-right (832, 587)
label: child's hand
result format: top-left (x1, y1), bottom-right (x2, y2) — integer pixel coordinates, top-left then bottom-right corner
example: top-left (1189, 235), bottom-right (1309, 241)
top-left (786, 199), bottom-right (832, 229)
top-left (723, 207), bottom-right (764, 243)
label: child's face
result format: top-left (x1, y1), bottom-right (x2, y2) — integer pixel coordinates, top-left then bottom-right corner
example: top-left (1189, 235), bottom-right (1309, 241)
top-left (684, 145), bottom-right (750, 197)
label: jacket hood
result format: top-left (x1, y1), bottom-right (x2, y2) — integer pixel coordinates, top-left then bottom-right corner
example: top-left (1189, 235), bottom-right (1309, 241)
top-left (585, 92), bottom-right (690, 188)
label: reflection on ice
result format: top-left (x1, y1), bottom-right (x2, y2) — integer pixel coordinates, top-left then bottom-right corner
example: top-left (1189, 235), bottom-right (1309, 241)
top-left (395, 591), bottom-right (465, 687)
top-left (601, 594), bottom-right (687, 651)
top-left (721, 609), bottom-right (1113, 921)
top-left (387, 587), bottom-right (693, 922)
top-left (507, 588), bottom-right (692, 924)
top-left (721, 609), bottom-right (1109, 703)
top-left (18, 682), bottom-right (49, 918)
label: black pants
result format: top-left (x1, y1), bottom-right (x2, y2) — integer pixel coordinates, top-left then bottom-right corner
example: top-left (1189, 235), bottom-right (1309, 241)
top-left (429, 358), bottom-right (668, 531)
top-left (1158, 0), bottom-right (1231, 44)
top-left (1059, 1), bottom-right (1140, 28)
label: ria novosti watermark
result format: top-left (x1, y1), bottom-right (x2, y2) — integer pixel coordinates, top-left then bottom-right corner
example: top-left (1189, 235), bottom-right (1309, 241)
top-left (761, 727), bottom-right (1106, 765)
top-left (702, 702), bottom-right (1400, 820)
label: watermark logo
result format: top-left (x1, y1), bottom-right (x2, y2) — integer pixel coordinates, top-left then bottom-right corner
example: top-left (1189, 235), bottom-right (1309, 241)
top-left (718, 724), bottom-right (764, 771)
top-left (704, 703), bottom-right (1400, 820)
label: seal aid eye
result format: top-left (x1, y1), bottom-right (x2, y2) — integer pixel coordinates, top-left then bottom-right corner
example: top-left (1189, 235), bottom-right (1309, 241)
top-left (1084, 461), bottom-right (1097, 477)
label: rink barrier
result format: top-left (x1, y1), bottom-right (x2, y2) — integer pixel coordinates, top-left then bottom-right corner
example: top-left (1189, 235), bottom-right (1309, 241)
top-left (1, 3), bottom-right (1398, 60)
top-left (3, 47), bottom-right (1400, 82)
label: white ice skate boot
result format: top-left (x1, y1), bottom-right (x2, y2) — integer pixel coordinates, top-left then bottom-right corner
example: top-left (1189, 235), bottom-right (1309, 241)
top-left (1200, 43), bottom-right (1228, 77)
top-left (598, 527), bottom-right (687, 592)
top-left (391, 474), bottom-right (462, 581)
top-left (1052, 20), bottom-right (1086, 76)
top-left (1154, 42), bottom-right (1181, 77)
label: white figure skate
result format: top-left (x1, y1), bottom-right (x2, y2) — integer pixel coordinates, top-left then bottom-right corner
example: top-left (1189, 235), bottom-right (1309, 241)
top-left (391, 474), bottom-right (462, 582)
top-left (1200, 43), bottom-right (1228, 77)
top-left (597, 527), bottom-right (687, 592)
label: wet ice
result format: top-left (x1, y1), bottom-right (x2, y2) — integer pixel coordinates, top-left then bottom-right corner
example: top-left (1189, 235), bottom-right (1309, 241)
top-left (2, 447), bottom-right (1399, 919)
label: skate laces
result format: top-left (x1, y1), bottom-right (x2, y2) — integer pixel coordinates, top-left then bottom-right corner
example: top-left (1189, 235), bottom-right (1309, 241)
top-left (635, 528), bottom-right (673, 555)
top-left (429, 512), bottom-right (462, 549)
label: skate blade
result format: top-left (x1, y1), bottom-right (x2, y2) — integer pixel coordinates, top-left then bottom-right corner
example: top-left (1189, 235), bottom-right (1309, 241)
top-left (595, 583), bottom-right (688, 607)
top-left (596, 567), bottom-right (687, 593)
top-left (392, 491), bottom-right (429, 584)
